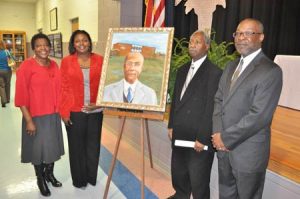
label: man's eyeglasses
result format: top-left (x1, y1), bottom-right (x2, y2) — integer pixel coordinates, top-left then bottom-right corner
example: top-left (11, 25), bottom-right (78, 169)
top-left (233, 31), bottom-right (262, 38)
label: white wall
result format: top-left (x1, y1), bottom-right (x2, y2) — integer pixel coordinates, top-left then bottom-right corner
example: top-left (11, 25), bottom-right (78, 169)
top-left (98, 0), bottom-right (120, 54)
top-left (35, 0), bottom-right (44, 32)
top-left (1, 0), bottom-right (119, 56)
top-left (36, 0), bottom-right (98, 42)
top-left (0, 1), bottom-right (36, 42)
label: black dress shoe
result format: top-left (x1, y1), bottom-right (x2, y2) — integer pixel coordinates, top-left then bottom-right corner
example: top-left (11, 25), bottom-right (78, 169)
top-left (2, 103), bottom-right (6, 107)
top-left (73, 183), bottom-right (87, 189)
top-left (88, 179), bottom-right (96, 186)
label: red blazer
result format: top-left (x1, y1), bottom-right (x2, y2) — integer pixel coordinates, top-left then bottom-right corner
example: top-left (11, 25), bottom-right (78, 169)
top-left (59, 53), bottom-right (103, 118)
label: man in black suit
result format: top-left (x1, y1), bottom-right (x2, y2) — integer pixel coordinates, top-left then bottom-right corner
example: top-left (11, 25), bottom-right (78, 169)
top-left (168, 30), bottom-right (222, 199)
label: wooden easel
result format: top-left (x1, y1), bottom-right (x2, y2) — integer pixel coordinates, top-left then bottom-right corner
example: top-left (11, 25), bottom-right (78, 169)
top-left (103, 109), bottom-right (164, 199)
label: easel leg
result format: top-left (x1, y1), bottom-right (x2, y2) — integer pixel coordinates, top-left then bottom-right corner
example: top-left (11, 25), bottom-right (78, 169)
top-left (145, 119), bottom-right (153, 168)
top-left (141, 119), bottom-right (145, 199)
top-left (103, 117), bottom-right (126, 199)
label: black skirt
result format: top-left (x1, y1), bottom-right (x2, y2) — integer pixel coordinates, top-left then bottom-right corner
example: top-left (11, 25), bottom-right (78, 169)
top-left (21, 113), bottom-right (64, 165)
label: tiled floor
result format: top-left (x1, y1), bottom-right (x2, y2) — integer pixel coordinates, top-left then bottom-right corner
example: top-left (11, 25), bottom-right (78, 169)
top-left (101, 122), bottom-right (174, 198)
top-left (0, 74), bottom-right (173, 199)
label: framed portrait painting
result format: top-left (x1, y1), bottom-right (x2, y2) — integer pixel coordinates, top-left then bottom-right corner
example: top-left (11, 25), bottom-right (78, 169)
top-left (96, 27), bottom-right (174, 112)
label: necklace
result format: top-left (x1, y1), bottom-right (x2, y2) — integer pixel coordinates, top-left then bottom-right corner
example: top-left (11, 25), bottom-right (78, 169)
top-left (80, 65), bottom-right (90, 69)
top-left (34, 57), bottom-right (54, 78)
top-left (34, 57), bottom-right (50, 67)
top-left (78, 53), bottom-right (91, 69)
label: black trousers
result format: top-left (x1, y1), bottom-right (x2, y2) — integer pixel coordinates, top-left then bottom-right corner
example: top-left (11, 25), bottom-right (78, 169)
top-left (171, 147), bottom-right (214, 199)
top-left (65, 111), bottom-right (103, 187)
top-left (0, 69), bottom-right (12, 103)
top-left (0, 76), bottom-right (7, 104)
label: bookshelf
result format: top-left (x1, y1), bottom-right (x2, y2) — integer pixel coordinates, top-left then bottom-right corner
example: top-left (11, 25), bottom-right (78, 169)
top-left (0, 30), bottom-right (27, 68)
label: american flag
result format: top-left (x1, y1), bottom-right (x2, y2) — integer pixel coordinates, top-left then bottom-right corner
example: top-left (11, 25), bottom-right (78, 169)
top-left (144, 0), bottom-right (165, 27)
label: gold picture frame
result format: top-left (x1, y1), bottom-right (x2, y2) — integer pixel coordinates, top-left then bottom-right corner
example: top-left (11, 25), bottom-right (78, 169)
top-left (50, 8), bottom-right (58, 31)
top-left (96, 27), bottom-right (174, 112)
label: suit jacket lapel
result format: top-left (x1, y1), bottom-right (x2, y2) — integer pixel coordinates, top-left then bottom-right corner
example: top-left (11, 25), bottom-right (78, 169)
top-left (177, 59), bottom-right (208, 109)
top-left (174, 63), bottom-right (190, 108)
top-left (112, 80), bottom-right (124, 101)
top-left (133, 81), bottom-right (145, 103)
top-left (224, 52), bottom-right (264, 105)
top-left (224, 59), bottom-right (239, 100)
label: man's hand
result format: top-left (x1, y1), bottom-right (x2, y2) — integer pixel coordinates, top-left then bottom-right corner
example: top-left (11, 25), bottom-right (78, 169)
top-left (211, 132), bottom-right (229, 151)
top-left (168, 128), bottom-right (173, 141)
top-left (194, 140), bottom-right (205, 152)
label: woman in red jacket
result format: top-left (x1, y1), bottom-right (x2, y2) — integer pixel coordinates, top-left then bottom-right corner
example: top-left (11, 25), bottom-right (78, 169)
top-left (60, 30), bottom-right (103, 188)
top-left (15, 33), bottom-right (64, 197)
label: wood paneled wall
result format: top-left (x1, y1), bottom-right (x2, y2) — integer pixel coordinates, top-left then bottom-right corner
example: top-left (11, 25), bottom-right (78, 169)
top-left (269, 106), bottom-right (300, 183)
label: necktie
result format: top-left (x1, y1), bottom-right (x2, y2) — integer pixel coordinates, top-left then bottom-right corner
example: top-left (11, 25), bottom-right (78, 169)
top-left (127, 87), bottom-right (133, 103)
top-left (180, 64), bottom-right (195, 99)
top-left (230, 58), bottom-right (244, 90)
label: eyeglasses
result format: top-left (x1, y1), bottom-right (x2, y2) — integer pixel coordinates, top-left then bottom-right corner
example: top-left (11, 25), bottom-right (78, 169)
top-left (233, 31), bottom-right (262, 38)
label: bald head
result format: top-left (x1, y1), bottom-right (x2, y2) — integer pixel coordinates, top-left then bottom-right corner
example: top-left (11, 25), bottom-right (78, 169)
top-left (239, 18), bottom-right (264, 33)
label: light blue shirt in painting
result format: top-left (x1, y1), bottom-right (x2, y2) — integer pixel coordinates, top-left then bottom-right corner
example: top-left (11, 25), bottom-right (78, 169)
top-left (103, 79), bottom-right (158, 105)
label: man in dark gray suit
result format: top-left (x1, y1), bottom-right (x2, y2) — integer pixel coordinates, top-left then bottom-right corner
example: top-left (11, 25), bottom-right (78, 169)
top-left (212, 18), bottom-right (283, 199)
top-left (168, 30), bottom-right (222, 199)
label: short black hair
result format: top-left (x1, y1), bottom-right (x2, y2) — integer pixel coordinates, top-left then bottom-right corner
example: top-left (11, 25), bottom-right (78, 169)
top-left (31, 33), bottom-right (51, 50)
top-left (68, 30), bottom-right (93, 54)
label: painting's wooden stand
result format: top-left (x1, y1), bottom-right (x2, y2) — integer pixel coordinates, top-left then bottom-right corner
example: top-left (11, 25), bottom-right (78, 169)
top-left (103, 109), bottom-right (164, 199)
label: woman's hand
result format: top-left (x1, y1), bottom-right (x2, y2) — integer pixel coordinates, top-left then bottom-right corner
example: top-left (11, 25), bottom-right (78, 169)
top-left (62, 117), bottom-right (73, 126)
top-left (26, 120), bottom-right (36, 136)
top-left (20, 106), bottom-right (36, 136)
top-left (82, 103), bottom-right (102, 112)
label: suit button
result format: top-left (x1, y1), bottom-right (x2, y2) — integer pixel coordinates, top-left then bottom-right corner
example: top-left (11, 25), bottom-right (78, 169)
top-left (187, 110), bottom-right (191, 114)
